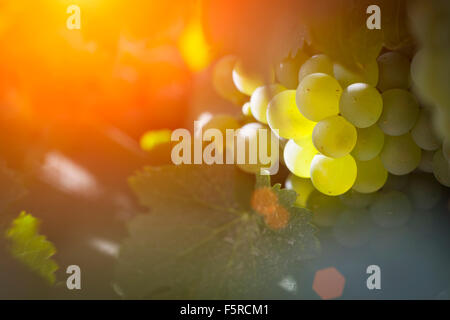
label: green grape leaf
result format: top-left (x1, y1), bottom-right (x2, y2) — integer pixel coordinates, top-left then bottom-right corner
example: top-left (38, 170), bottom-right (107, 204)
top-left (5, 211), bottom-right (58, 285)
top-left (0, 161), bottom-right (27, 216)
top-left (115, 164), bottom-right (319, 299)
top-left (306, 0), bottom-right (383, 69)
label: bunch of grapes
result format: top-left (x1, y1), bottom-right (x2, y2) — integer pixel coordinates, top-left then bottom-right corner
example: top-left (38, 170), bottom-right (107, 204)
top-left (206, 47), bottom-right (448, 234)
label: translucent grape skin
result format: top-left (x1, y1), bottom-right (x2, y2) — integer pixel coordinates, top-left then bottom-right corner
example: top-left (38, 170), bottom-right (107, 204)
top-left (285, 173), bottom-right (315, 207)
top-left (232, 59), bottom-right (275, 96)
top-left (339, 83), bottom-right (383, 128)
top-left (411, 109), bottom-right (441, 151)
top-left (377, 51), bottom-right (411, 92)
top-left (266, 90), bottom-right (316, 141)
top-left (380, 133), bottom-right (422, 175)
top-left (312, 115), bottom-right (357, 158)
top-left (250, 84), bottom-right (286, 124)
top-left (333, 60), bottom-right (379, 88)
top-left (296, 73), bottom-right (342, 122)
top-left (283, 139), bottom-right (317, 178)
top-left (242, 102), bottom-right (252, 117)
top-left (310, 154), bottom-right (357, 196)
top-left (351, 125), bottom-right (384, 161)
top-left (235, 123), bottom-right (278, 175)
top-left (378, 89), bottom-right (420, 136)
top-left (353, 157), bottom-right (388, 193)
top-left (432, 149), bottom-right (450, 187)
top-left (444, 138), bottom-right (450, 161)
top-left (276, 51), bottom-right (309, 89)
top-left (298, 54), bottom-right (333, 83)
top-left (370, 190), bottom-right (412, 228)
top-left (212, 55), bottom-right (246, 104)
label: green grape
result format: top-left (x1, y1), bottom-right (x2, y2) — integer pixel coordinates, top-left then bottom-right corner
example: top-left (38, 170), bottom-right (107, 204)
top-left (353, 157), bottom-right (388, 193)
top-left (408, 172), bottom-right (443, 210)
top-left (307, 191), bottom-right (344, 227)
top-left (276, 51), bottom-right (309, 89)
top-left (296, 73), bottom-right (342, 121)
top-left (432, 149), bottom-right (450, 187)
top-left (383, 173), bottom-right (410, 191)
top-left (339, 83), bottom-right (383, 128)
top-left (212, 55), bottom-right (246, 104)
top-left (380, 134), bottom-right (421, 175)
top-left (377, 51), bottom-right (411, 92)
top-left (411, 109), bottom-right (441, 151)
top-left (378, 89), bottom-right (420, 136)
top-left (351, 125), bottom-right (384, 161)
top-left (370, 190), bottom-right (412, 228)
top-left (443, 138), bottom-right (450, 161)
top-left (339, 189), bottom-right (375, 209)
top-left (312, 115), bottom-right (357, 158)
top-left (298, 54), bottom-right (333, 83)
top-left (250, 84), bottom-right (286, 124)
top-left (418, 150), bottom-right (434, 173)
top-left (333, 209), bottom-right (373, 248)
top-left (266, 90), bottom-right (316, 140)
top-left (310, 154), bottom-right (357, 196)
top-left (283, 139), bottom-right (317, 178)
top-left (333, 60), bottom-right (379, 88)
top-left (235, 123), bottom-right (278, 175)
top-left (285, 173), bottom-right (315, 207)
top-left (232, 59), bottom-right (275, 96)
top-left (242, 102), bottom-right (252, 117)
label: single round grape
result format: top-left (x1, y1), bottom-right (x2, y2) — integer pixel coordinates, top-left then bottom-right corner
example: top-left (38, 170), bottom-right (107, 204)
top-left (296, 73), bottom-right (342, 121)
top-left (339, 189), bottom-right (375, 209)
top-left (411, 109), bottom-right (441, 151)
top-left (276, 51), bottom-right (309, 89)
top-left (351, 125), bottom-right (385, 161)
top-left (235, 123), bottom-right (279, 174)
top-left (378, 89), bottom-right (420, 136)
top-left (443, 138), bottom-right (450, 161)
top-left (333, 209), bottom-right (373, 248)
top-left (310, 154), bottom-right (357, 196)
top-left (377, 51), bottom-right (411, 92)
top-left (418, 150), bottom-right (434, 173)
top-left (283, 139), bottom-right (317, 178)
top-left (285, 174), bottom-right (315, 207)
top-left (432, 149), bottom-right (450, 187)
top-left (266, 90), bottom-right (316, 140)
top-left (333, 60), bottom-right (379, 88)
top-left (232, 59), bottom-right (275, 96)
top-left (370, 190), bottom-right (412, 228)
top-left (408, 172), bottom-right (443, 210)
top-left (380, 134), bottom-right (421, 175)
top-left (353, 157), bottom-right (388, 193)
top-left (250, 84), bottom-right (286, 124)
top-left (212, 55), bottom-right (246, 104)
top-left (339, 83), bottom-right (383, 128)
top-left (312, 115), bottom-right (357, 158)
top-left (307, 191), bottom-right (344, 227)
top-left (298, 54), bottom-right (333, 83)
top-left (242, 102), bottom-right (252, 117)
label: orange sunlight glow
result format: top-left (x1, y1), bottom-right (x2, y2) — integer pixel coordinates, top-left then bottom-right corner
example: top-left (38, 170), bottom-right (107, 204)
top-left (178, 2), bottom-right (211, 71)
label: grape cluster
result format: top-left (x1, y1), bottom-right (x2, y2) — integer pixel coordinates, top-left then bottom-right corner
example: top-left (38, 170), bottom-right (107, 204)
top-left (212, 50), bottom-right (448, 193)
